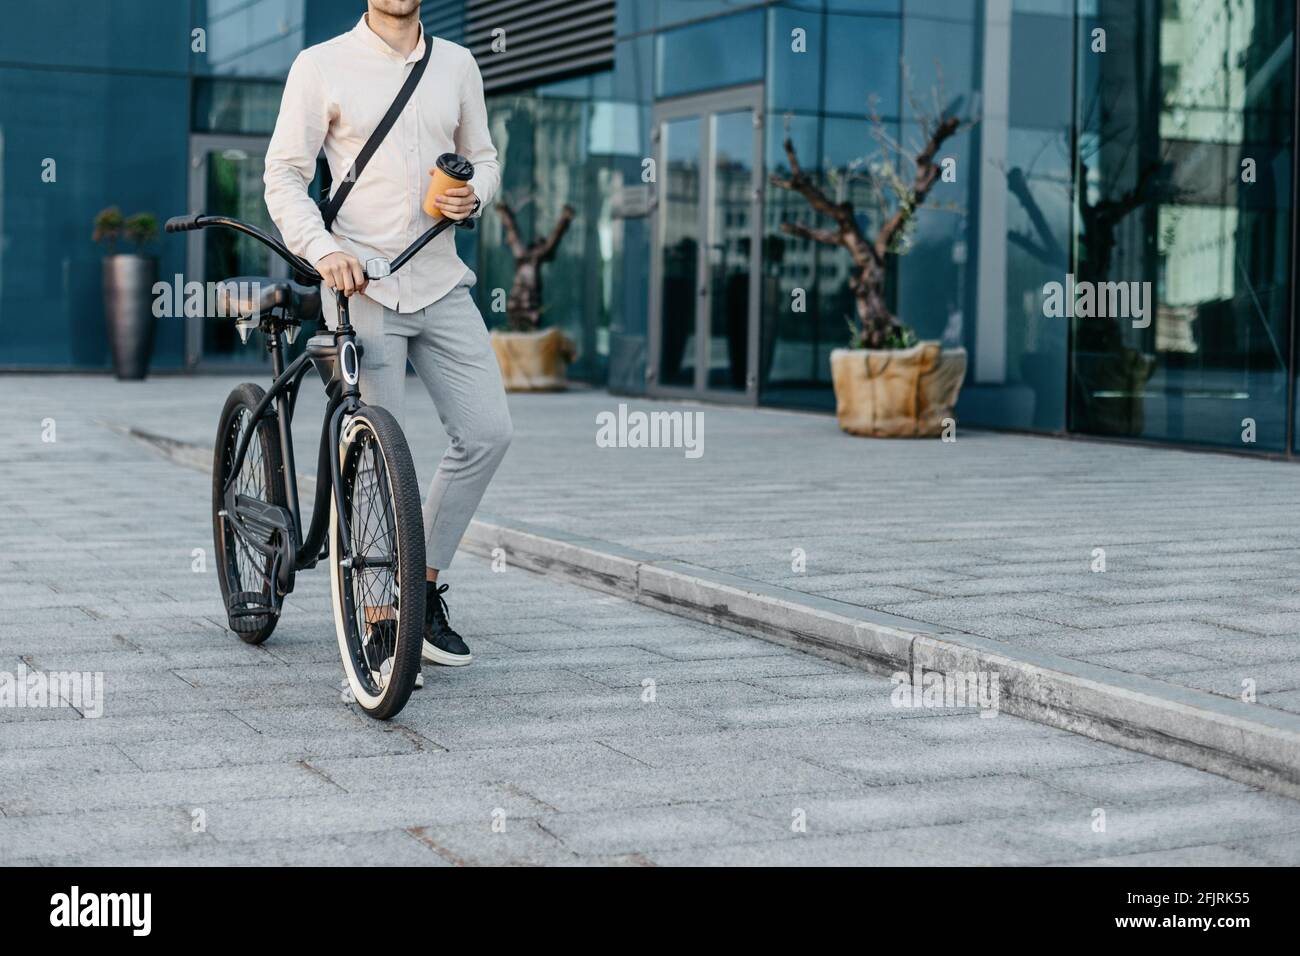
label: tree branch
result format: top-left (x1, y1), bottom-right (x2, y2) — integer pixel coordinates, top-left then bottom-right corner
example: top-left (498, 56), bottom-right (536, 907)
top-left (495, 199), bottom-right (527, 259)
top-left (779, 221), bottom-right (844, 247)
top-left (1007, 230), bottom-right (1058, 266)
top-left (875, 113), bottom-right (960, 257)
top-left (534, 204), bottom-right (575, 261)
top-left (1006, 166), bottom-right (1065, 264)
top-left (770, 137), bottom-right (880, 267)
top-left (772, 138), bottom-right (845, 221)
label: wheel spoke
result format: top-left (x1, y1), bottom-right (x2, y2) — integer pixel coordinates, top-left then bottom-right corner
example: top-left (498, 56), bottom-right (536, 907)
top-left (225, 407), bottom-right (273, 599)
top-left (214, 392), bottom-right (284, 647)
top-left (341, 423), bottom-right (402, 697)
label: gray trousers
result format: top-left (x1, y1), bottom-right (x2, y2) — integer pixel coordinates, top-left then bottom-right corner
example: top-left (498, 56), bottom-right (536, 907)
top-left (323, 272), bottom-right (512, 570)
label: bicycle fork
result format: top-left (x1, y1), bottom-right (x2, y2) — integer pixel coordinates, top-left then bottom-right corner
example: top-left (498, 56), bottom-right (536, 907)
top-left (326, 290), bottom-right (364, 564)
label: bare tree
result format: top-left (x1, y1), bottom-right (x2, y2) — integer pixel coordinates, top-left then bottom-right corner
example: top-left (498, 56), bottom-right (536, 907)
top-left (769, 84), bottom-right (971, 349)
top-left (496, 198), bottom-right (576, 333)
top-left (1001, 86), bottom-right (1185, 435)
top-left (1005, 100), bottom-right (1178, 283)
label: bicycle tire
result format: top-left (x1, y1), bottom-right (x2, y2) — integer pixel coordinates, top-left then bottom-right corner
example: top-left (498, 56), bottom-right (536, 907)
top-left (212, 383), bottom-right (288, 645)
top-left (329, 404), bottom-right (425, 720)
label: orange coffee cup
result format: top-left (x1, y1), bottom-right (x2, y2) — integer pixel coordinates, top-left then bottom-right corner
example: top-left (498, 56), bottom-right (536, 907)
top-left (423, 152), bottom-right (475, 219)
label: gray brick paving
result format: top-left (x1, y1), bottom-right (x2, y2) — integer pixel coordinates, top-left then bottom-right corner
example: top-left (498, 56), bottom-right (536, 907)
top-left (1, 374), bottom-right (1299, 864)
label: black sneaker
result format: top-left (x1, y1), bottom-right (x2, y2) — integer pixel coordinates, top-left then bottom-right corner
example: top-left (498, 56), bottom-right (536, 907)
top-left (422, 582), bottom-right (472, 666)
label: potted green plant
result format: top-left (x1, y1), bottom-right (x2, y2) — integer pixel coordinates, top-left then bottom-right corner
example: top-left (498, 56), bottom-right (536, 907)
top-left (769, 93), bottom-right (973, 437)
top-left (94, 207), bottom-right (159, 380)
top-left (490, 197), bottom-right (578, 391)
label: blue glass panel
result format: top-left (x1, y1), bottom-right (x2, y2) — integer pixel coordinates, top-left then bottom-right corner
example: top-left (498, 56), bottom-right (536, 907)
top-left (827, 1), bottom-right (899, 12)
top-left (655, 10), bottom-right (765, 98)
top-left (1008, 12), bottom-right (1073, 130)
top-left (902, 0), bottom-right (975, 18)
top-left (613, 35), bottom-right (655, 103)
top-left (957, 8), bottom-right (1074, 433)
top-left (823, 11), bottom-right (901, 117)
top-left (1074, 0), bottom-right (1295, 452)
top-left (768, 4), bottom-right (824, 113)
top-left (200, 0), bottom-right (305, 77)
top-left (900, 10), bottom-right (977, 122)
top-left (0, 68), bottom-right (189, 369)
top-left (478, 92), bottom-right (614, 384)
top-left (762, 112), bottom-right (830, 406)
top-left (193, 79), bottom-right (282, 135)
top-left (616, 0), bottom-right (658, 35)
top-left (659, 1), bottom-right (770, 29)
top-left (895, 123), bottom-right (974, 345)
top-left (0, 0), bottom-right (190, 73)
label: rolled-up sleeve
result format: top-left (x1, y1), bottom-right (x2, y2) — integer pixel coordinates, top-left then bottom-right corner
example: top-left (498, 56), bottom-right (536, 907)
top-left (455, 52), bottom-right (500, 215)
top-left (264, 51), bottom-right (344, 267)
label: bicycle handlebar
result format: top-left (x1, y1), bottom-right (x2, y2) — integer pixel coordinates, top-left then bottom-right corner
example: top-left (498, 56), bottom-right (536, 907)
top-left (165, 214), bottom-right (322, 283)
top-left (164, 211), bottom-right (474, 286)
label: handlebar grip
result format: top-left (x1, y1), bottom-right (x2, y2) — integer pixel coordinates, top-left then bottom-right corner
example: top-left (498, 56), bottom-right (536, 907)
top-left (164, 214), bottom-right (203, 233)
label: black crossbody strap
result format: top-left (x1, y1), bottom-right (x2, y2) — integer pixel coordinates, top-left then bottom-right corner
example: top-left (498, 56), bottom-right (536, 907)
top-left (320, 36), bottom-right (433, 232)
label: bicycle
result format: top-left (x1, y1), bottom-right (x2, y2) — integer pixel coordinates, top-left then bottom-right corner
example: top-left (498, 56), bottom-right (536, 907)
top-left (164, 211), bottom-right (468, 719)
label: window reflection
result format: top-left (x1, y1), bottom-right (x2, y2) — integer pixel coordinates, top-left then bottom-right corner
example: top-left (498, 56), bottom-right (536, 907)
top-left (1071, 0), bottom-right (1294, 451)
top-left (658, 117), bottom-right (702, 388)
top-left (480, 91), bottom-right (615, 384)
top-left (655, 9), bottom-right (764, 99)
top-left (708, 110), bottom-right (756, 391)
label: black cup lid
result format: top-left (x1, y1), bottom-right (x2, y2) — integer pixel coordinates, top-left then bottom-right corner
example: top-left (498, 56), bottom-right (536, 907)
top-left (436, 152), bottom-right (474, 180)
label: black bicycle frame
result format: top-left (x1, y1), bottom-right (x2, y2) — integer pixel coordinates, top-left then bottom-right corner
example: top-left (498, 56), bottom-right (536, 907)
top-left (221, 311), bottom-right (361, 588)
top-left (167, 209), bottom-right (469, 596)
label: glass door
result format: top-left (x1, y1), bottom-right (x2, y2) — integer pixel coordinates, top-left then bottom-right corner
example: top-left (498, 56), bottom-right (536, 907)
top-left (649, 87), bottom-right (763, 402)
top-left (185, 133), bottom-right (287, 368)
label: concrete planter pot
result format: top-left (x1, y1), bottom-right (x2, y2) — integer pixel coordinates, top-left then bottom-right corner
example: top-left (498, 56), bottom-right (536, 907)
top-left (103, 254), bottom-right (159, 380)
top-left (829, 342), bottom-right (967, 437)
top-left (490, 327), bottom-right (576, 392)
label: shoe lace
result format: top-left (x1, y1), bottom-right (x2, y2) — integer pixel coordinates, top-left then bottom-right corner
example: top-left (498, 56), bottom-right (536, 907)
top-left (429, 583), bottom-right (451, 626)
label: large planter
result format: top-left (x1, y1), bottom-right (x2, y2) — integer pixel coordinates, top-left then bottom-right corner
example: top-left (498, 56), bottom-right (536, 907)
top-left (103, 254), bottom-right (158, 380)
top-left (491, 327), bottom-right (576, 392)
top-left (830, 342), bottom-right (967, 437)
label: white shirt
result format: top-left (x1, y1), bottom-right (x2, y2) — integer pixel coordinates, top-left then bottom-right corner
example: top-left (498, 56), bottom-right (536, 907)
top-left (264, 15), bottom-right (500, 313)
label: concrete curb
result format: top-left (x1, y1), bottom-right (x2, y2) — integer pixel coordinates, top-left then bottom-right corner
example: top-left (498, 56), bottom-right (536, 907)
top-left (463, 513), bottom-right (1300, 800)
top-left (116, 422), bottom-right (1300, 800)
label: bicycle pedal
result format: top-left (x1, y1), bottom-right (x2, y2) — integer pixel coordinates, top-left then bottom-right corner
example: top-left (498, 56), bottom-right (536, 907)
top-left (227, 591), bottom-right (277, 633)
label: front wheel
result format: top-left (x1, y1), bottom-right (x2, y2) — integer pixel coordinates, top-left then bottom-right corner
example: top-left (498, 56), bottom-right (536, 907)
top-left (329, 405), bottom-right (426, 720)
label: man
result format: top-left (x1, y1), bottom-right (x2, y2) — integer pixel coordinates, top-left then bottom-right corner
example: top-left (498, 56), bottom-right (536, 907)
top-left (264, 0), bottom-right (508, 669)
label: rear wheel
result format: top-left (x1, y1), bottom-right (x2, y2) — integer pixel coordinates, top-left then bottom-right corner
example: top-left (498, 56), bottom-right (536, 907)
top-left (329, 404), bottom-right (425, 720)
top-left (213, 383), bottom-right (287, 644)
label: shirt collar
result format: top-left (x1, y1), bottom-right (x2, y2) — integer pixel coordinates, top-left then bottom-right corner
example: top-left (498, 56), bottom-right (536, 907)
top-left (352, 13), bottom-right (426, 64)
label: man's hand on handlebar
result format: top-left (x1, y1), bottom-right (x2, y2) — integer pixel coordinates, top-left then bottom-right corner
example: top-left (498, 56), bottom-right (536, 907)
top-left (163, 211), bottom-right (466, 288)
top-left (317, 251), bottom-right (368, 297)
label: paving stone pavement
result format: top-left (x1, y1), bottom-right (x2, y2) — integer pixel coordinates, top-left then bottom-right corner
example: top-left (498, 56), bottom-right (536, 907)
top-left (55, 373), bottom-right (1300, 719)
top-left (2, 373), bottom-right (1300, 864)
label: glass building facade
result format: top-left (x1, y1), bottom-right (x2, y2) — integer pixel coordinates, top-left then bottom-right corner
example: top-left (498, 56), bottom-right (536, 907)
top-left (1, 0), bottom-right (1296, 456)
top-left (0, 0), bottom-right (366, 371)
